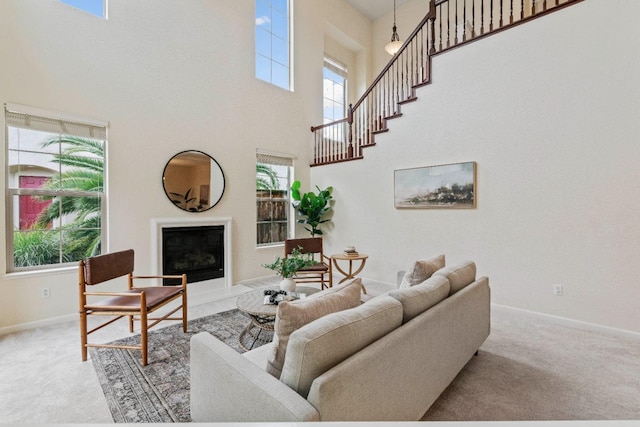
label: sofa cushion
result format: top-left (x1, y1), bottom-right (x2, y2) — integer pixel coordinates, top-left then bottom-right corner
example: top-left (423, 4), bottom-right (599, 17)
top-left (434, 261), bottom-right (476, 295)
top-left (388, 275), bottom-right (450, 323)
top-left (399, 254), bottom-right (445, 289)
top-left (265, 279), bottom-right (363, 378)
top-left (280, 295), bottom-right (403, 398)
top-left (242, 342), bottom-right (271, 369)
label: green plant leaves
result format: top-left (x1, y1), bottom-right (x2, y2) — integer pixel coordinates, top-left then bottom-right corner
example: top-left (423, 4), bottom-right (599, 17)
top-left (261, 247), bottom-right (318, 278)
top-left (291, 180), bottom-right (302, 201)
top-left (290, 181), bottom-right (333, 237)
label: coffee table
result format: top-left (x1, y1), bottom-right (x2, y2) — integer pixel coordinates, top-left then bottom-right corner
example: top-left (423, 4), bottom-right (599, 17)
top-left (236, 286), bottom-right (320, 351)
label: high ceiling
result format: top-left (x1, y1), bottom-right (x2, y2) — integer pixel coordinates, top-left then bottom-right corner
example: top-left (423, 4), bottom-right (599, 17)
top-left (345, 0), bottom-right (412, 20)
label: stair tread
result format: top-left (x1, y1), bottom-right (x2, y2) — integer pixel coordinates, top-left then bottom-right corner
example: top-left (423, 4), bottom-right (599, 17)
top-left (385, 113), bottom-right (403, 120)
top-left (371, 128), bottom-right (389, 135)
top-left (413, 80), bottom-right (431, 89)
top-left (398, 97), bottom-right (418, 105)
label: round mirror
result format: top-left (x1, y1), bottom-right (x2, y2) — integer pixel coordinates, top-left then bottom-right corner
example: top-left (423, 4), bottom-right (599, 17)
top-left (162, 150), bottom-right (225, 212)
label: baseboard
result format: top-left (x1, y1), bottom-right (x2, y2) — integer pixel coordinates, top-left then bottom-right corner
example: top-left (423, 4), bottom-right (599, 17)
top-left (0, 283), bottom-right (252, 337)
top-left (0, 312), bottom-right (78, 336)
top-left (492, 303), bottom-right (640, 339)
top-left (188, 283), bottom-right (251, 304)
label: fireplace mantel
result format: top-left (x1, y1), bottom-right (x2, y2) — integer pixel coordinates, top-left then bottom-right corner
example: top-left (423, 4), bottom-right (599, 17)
top-left (151, 217), bottom-right (232, 288)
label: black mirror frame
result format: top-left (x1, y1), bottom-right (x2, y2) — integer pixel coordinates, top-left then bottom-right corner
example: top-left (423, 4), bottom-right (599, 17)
top-left (162, 150), bottom-right (225, 212)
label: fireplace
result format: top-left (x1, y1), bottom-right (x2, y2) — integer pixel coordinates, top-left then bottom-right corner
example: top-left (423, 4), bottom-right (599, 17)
top-left (151, 217), bottom-right (233, 288)
top-left (162, 225), bottom-right (224, 285)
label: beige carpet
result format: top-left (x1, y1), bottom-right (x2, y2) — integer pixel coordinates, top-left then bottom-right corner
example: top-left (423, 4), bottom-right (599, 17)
top-left (422, 305), bottom-right (640, 421)
top-left (1, 278), bottom-right (639, 423)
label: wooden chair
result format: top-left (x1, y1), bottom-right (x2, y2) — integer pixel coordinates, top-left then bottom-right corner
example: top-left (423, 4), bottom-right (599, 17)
top-left (78, 249), bottom-right (187, 366)
top-left (284, 237), bottom-right (333, 289)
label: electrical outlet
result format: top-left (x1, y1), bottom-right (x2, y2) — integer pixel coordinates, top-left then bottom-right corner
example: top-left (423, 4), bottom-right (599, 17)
top-left (41, 287), bottom-right (51, 298)
top-left (553, 284), bottom-right (563, 296)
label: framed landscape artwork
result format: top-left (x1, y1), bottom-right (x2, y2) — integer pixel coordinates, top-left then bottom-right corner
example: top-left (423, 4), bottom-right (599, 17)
top-left (394, 161), bottom-right (477, 209)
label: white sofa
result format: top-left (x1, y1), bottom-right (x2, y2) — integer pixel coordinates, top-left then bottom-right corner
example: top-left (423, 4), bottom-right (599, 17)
top-left (190, 260), bottom-right (490, 422)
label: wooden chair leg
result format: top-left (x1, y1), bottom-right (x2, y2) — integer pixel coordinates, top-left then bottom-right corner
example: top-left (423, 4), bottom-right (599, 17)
top-left (80, 311), bottom-right (88, 361)
top-left (141, 309), bottom-right (148, 366)
top-left (181, 275), bottom-right (188, 333)
top-left (182, 299), bottom-right (187, 333)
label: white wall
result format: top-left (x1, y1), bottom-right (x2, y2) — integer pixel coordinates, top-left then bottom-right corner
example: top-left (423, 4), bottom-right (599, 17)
top-left (312, 0), bottom-right (640, 333)
top-left (0, 0), bottom-right (372, 329)
top-left (371, 0), bottom-right (430, 75)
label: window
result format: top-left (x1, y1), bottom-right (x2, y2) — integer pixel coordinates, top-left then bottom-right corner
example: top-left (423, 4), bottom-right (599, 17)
top-left (5, 104), bottom-right (107, 272)
top-left (256, 151), bottom-right (293, 246)
top-left (323, 58), bottom-right (347, 123)
top-left (60, 0), bottom-right (106, 18)
top-left (255, 0), bottom-right (291, 90)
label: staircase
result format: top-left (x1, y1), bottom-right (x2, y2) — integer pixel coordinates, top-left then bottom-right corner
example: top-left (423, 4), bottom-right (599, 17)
top-left (310, 0), bottom-right (584, 166)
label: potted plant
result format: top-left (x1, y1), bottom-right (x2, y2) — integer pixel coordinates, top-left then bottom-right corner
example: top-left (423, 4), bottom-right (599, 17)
top-left (290, 180), bottom-right (334, 237)
top-left (170, 188), bottom-right (199, 211)
top-left (262, 247), bottom-right (318, 291)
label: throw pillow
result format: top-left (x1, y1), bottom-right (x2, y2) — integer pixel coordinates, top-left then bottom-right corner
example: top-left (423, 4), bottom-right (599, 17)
top-left (399, 254), bottom-right (445, 289)
top-left (265, 278), bottom-right (363, 378)
top-left (389, 274), bottom-right (450, 323)
top-left (280, 295), bottom-right (403, 397)
top-left (434, 260), bottom-right (476, 295)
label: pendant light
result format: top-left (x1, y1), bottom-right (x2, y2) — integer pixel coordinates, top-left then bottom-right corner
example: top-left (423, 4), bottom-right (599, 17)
top-left (385, 0), bottom-right (403, 55)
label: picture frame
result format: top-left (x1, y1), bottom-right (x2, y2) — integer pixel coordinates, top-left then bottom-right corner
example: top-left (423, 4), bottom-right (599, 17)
top-left (394, 161), bottom-right (477, 209)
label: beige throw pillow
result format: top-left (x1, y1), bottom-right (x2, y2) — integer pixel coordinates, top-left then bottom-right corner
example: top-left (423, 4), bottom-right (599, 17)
top-left (265, 279), bottom-right (363, 378)
top-left (280, 296), bottom-right (403, 397)
top-left (399, 254), bottom-right (445, 289)
top-left (434, 260), bottom-right (476, 295)
top-left (389, 275), bottom-right (450, 323)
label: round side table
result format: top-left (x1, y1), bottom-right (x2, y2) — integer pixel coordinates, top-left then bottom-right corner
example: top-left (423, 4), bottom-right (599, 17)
top-left (330, 253), bottom-right (368, 284)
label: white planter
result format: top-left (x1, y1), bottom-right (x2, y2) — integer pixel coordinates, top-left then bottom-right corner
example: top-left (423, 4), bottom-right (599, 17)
top-left (279, 278), bottom-right (296, 292)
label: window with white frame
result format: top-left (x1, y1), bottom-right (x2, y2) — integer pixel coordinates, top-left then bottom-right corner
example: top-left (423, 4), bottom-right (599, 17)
top-left (60, 0), bottom-right (106, 18)
top-left (255, 0), bottom-right (291, 90)
top-left (256, 151), bottom-right (293, 246)
top-left (5, 105), bottom-right (107, 272)
top-left (323, 58), bottom-right (347, 123)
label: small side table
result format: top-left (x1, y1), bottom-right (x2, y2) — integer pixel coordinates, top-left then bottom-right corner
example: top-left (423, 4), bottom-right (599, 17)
top-left (331, 253), bottom-right (369, 284)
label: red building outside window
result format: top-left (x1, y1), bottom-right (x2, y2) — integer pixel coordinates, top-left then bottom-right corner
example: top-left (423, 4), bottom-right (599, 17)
top-left (18, 176), bottom-right (51, 230)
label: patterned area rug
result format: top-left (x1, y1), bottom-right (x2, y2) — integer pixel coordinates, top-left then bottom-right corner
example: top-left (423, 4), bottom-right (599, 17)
top-left (90, 309), bottom-right (257, 423)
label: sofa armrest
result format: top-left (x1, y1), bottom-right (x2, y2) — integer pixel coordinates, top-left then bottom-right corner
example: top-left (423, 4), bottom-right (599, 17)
top-left (190, 332), bottom-right (320, 422)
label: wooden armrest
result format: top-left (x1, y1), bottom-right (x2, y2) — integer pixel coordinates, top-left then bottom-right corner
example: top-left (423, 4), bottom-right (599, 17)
top-left (131, 274), bottom-right (187, 288)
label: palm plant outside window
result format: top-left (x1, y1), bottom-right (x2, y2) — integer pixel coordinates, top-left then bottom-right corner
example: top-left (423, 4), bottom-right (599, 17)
top-left (5, 105), bottom-right (106, 272)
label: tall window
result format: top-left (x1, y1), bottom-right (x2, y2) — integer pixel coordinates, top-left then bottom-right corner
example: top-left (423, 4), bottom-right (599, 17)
top-left (60, 0), bottom-right (106, 18)
top-left (256, 151), bottom-right (293, 246)
top-left (5, 105), bottom-right (107, 272)
top-left (323, 58), bottom-right (347, 123)
top-left (255, 0), bottom-right (291, 90)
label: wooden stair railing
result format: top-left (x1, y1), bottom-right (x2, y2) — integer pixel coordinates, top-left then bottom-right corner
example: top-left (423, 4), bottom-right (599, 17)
top-left (310, 0), bottom-right (584, 167)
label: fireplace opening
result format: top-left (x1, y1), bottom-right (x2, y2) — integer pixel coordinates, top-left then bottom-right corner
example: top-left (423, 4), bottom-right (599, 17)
top-left (162, 225), bottom-right (224, 285)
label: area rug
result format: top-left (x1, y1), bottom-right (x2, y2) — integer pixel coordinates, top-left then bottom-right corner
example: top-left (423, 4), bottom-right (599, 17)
top-left (90, 309), bottom-right (259, 423)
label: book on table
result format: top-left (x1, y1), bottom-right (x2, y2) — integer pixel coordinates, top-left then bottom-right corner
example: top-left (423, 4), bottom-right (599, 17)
top-left (263, 291), bottom-right (308, 305)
